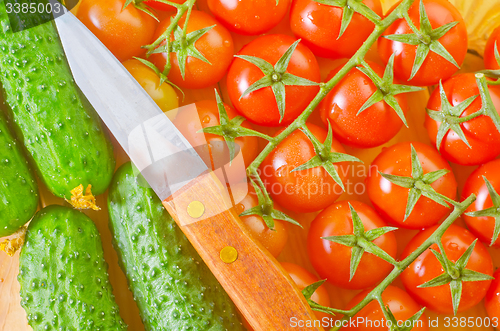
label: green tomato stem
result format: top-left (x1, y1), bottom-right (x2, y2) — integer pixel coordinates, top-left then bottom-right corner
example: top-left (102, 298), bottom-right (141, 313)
top-left (328, 194), bottom-right (476, 330)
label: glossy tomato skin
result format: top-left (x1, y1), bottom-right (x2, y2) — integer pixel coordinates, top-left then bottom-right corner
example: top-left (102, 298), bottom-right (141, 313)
top-left (122, 59), bottom-right (179, 116)
top-left (401, 224), bottom-right (493, 314)
top-left (307, 200), bottom-right (397, 290)
top-left (485, 26), bottom-right (500, 70)
top-left (367, 142), bottom-right (457, 229)
top-left (378, 0), bottom-right (467, 86)
top-left (462, 159), bottom-right (500, 247)
top-left (260, 124), bottom-right (349, 213)
top-left (485, 269), bottom-right (500, 323)
top-left (227, 35), bottom-right (320, 127)
top-left (77, 0), bottom-right (158, 62)
top-left (151, 11), bottom-right (234, 89)
top-left (173, 100), bottom-right (259, 184)
top-left (343, 286), bottom-right (428, 330)
top-left (207, 0), bottom-right (290, 35)
top-left (319, 61), bottom-right (406, 148)
top-left (290, 0), bottom-right (382, 59)
top-left (425, 74), bottom-right (500, 166)
top-left (231, 183), bottom-right (288, 258)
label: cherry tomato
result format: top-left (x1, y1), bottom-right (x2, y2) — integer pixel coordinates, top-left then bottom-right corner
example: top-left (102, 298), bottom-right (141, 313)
top-left (151, 10), bottom-right (234, 89)
top-left (207, 0), bottom-right (290, 35)
top-left (227, 34), bottom-right (320, 127)
top-left (378, 0), bottom-right (467, 86)
top-left (281, 262), bottom-right (331, 321)
top-left (307, 200), bottom-right (397, 290)
top-left (77, 0), bottom-right (158, 62)
top-left (343, 286), bottom-right (428, 330)
top-left (425, 73), bottom-right (500, 166)
top-left (260, 123), bottom-right (350, 213)
top-left (290, 0), bottom-right (382, 59)
top-left (318, 61), bottom-right (406, 148)
top-left (144, 0), bottom-right (183, 11)
top-left (485, 26), bottom-right (500, 70)
top-left (485, 269), bottom-right (500, 323)
top-left (173, 99), bottom-right (259, 184)
top-left (462, 159), bottom-right (500, 247)
top-left (366, 142), bottom-right (457, 229)
top-left (230, 183), bottom-right (288, 258)
top-left (401, 224), bottom-right (493, 314)
top-left (122, 59), bottom-right (178, 118)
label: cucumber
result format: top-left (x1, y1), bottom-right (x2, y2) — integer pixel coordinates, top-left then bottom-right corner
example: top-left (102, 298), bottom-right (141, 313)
top-left (108, 162), bottom-right (244, 331)
top-left (18, 205), bottom-right (127, 330)
top-left (0, 111), bottom-right (38, 237)
top-left (0, 0), bottom-right (115, 198)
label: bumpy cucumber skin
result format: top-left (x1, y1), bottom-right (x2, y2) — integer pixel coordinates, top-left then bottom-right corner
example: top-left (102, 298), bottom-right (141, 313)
top-left (18, 205), bottom-right (127, 331)
top-left (0, 111), bottom-right (38, 237)
top-left (0, 0), bottom-right (115, 198)
top-left (108, 162), bottom-right (244, 331)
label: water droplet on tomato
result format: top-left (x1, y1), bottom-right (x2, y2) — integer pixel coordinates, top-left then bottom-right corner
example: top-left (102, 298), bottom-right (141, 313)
top-left (235, 203), bottom-right (245, 214)
top-left (202, 115), bottom-right (211, 124)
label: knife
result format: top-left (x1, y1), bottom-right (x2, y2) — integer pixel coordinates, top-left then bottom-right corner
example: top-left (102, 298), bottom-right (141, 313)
top-left (53, 10), bottom-right (324, 331)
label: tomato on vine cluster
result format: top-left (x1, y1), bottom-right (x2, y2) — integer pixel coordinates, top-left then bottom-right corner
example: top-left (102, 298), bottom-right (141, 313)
top-left (73, 0), bottom-right (500, 326)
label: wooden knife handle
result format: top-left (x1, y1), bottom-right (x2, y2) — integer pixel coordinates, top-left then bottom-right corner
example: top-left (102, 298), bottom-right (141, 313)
top-left (163, 171), bottom-right (324, 331)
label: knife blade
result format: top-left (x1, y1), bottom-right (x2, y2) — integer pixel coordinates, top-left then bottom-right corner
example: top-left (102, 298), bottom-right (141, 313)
top-left (53, 11), bottom-right (323, 331)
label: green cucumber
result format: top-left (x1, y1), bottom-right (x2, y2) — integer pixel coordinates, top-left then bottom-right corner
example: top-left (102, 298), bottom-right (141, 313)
top-left (0, 111), bottom-right (38, 237)
top-left (108, 162), bottom-right (244, 331)
top-left (0, 0), bottom-right (115, 198)
top-left (18, 205), bottom-right (127, 330)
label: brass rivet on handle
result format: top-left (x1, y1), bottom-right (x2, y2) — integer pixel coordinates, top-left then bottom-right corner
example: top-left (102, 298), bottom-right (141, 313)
top-left (187, 201), bottom-right (205, 219)
top-left (220, 246), bottom-right (238, 264)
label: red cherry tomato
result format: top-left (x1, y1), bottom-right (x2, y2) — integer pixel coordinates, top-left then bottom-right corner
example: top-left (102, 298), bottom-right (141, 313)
top-left (485, 269), bottom-right (500, 323)
top-left (401, 224), bottom-right (493, 314)
top-left (281, 262), bottom-right (331, 321)
top-left (485, 26), bottom-right (500, 70)
top-left (290, 0), bottom-right (382, 59)
top-left (151, 10), bottom-right (234, 89)
top-left (227, 34), bottom-right (320, 127)
top-left (260, 123), bottom-right (350, 213)
top-left (307, 200), bottom-right (397, 290)
top-left (319, 61), bottom-right (406, 148)
top-left (173, 99), bottom-right (259, 184)
top-left (207, 0), bottom-right (290, 35)
top-left (462, 159), bottom-right (500, 247)
top-left (378, 0), bottom-right (467, 86)
top-left (367, 142), bottom-right (457, 229)
top-left (77, 0), bottom-right (158, 62)
top-left (343, 286), bottom-right (428, 330)
top-left (425, 73), bottom-right (500, 166)
top-left (230, 183), bottom-right (288, 258)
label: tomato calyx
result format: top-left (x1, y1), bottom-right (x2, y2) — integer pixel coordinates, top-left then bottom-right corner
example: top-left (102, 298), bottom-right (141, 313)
top-left (291, 123), bottom-right (361, 191)
top-left (465, 176), bottom-right (500, 246)
top-left (321, 203), bottom-right (397, 281)
top-left (311, 0), bottom-right (381, 39)
top-left (426, 81), bottom-right (479, 150)
top-left (383, 0), bottom-right (460, 81)
top-left (132, 57), bottom-right (184, 98)
top-left (357, 54), bottom-right (424, 127)
top-left (239, 179), bottom-right (301, 230)
top-left (235, 40), bottom-right (319, 123)
top-left (379, 144), bottom-right (455, 221)
top-left (301, 280), bottom-right (342, 316)
top-left (201, 90), bottom-right (271, 162)
top-left (417, 239), bottom-right (493, 315)
top-left (383, 303), bottom-right (426, 331)
top-left (122, 0), bottom-right (158, 21)
top-left (480, 42), bottom-right (500, 82)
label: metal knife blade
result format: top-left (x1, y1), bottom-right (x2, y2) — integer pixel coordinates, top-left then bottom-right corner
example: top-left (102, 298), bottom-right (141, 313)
top-left (53, 11), bottom-right (208, 201)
